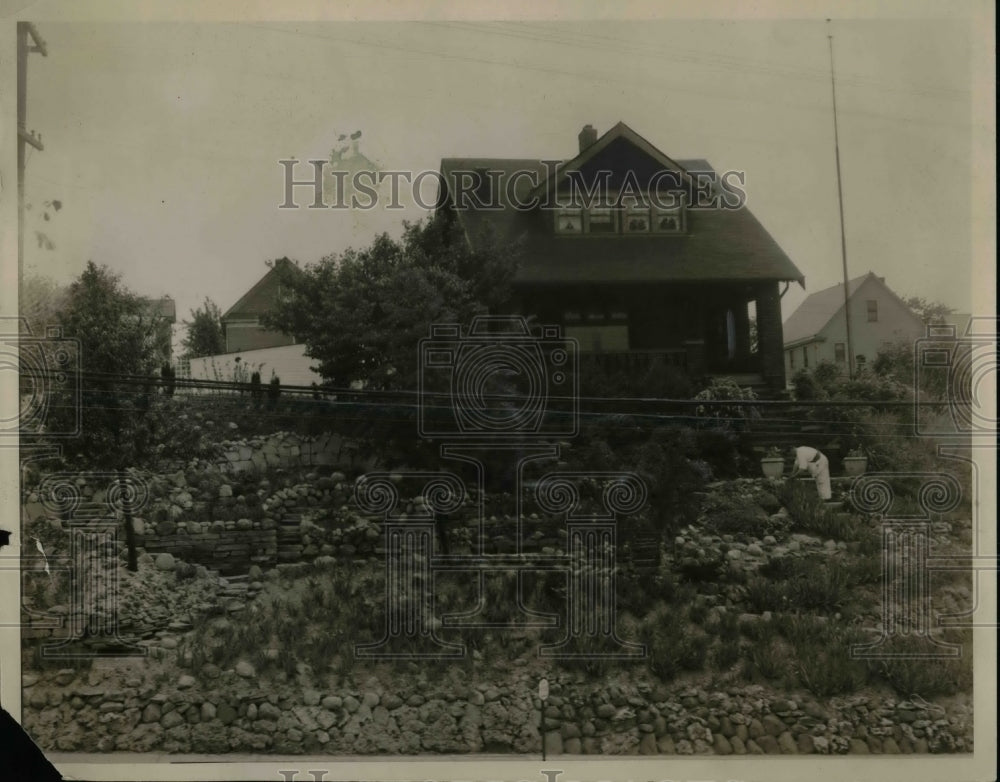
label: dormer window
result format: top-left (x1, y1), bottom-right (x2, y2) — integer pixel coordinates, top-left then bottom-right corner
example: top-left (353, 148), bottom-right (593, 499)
top-left (556, 208), bottom-right (583, 234)
top-left (624, 203), bottom-right (651, 233)
top-left (653, 206), bottom-right (684, 233)
top-left (554, 196), bottom-right (685, 235)
top-left (588, 206), bottom-right (616, 233)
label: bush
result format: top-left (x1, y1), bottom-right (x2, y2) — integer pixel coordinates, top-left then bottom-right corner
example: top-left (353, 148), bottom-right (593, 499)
top-left (784, 617), bottom-right (870, 696)
top-left (870, 631), bottom-right (973, 697)
top-left (642, 606), bottom-right (710, 680)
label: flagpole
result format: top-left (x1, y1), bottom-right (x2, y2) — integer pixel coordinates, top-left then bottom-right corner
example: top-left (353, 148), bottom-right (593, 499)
top-left (828, 20), bottom-right (855, 379)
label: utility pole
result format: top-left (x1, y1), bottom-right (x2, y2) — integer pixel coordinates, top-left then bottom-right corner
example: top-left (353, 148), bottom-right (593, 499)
top-left (827, 20), bottom-right (854, 380)
top-left (17, 22), bottom-right (48, 286)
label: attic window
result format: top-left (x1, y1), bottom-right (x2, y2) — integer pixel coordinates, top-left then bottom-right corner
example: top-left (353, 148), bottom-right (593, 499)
top-left (588, 206), bottom-right (616, 233)
top-left (653, 207), bottom-right (684, 234)
top-left (867, 300), bottom-right (879, 322)
top-left (624, 203), bottom-right (651, 233)
top-left (556, 208), bottom-right (583, 234)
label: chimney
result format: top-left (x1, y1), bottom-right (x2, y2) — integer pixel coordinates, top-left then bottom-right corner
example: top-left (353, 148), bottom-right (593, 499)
top-left (578, 124), bottom-right (598, 153)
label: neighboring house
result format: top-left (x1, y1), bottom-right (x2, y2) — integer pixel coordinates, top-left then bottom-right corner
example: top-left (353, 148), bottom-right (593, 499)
top-left (182, 259), bottom-right (318, 386)
top-left (436, 122), bottom-right (805, 391)
top-left (782, 272), bottom-right (926, 376)
top-left (139, 296), bottom-right (176, 363)
top-left (220, 258), bottom-right (300, 353)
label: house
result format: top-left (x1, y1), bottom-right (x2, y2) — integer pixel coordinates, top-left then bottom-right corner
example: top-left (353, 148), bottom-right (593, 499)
top-left (139, 296), bottom-right (176, 363)
top-left (435, 122), bottom-right (805, 392)
top-left (782, 271), bottom-right (926, 376)
top-left (220, 258), bottom-right (300, 353)
top-left (181, 259), bottom-right (320, 386)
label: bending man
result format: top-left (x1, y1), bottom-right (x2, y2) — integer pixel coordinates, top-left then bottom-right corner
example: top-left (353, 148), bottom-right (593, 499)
top-left (789, 445), bottom-right (832, 500)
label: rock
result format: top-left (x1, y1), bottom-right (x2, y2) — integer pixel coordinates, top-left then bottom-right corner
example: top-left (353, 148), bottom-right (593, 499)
top-left (882, 738), bottom-right (900, 753)
top-left (730, 735), bottom-right (747, 754)
top-left (746, 739), bottom-right (765, 754)
top-left (303, 690), bottom-right (321, 707)
top-left (777, 731), bottom-right (798, 754)
top-left (219, 485), bottom-right (233, 498)
top-left (596, 703), bottom-right (616, 719)
top-left (246, 703), bottom-right (258, 720)
top-left (757, 735), bottom-right (780, 754)
top-left (867, 736), bottom-right (882, 754)
top-left (713, 734), bottom-right (733, 754)
top-left (748, 717), bottom-right (765, 739)
top-left (161, 710), bottom-right (185, 729)
top-left (544, 730), bottom-right (563, 755)
top-left (322, 695), bottom-right (342, 711)
top-left (177, 674), bottom-right (196, 689)
top-left (849, 738), bottom-right (870, 754)
top-left (141, 703), bottom-right (161, 723)
top-left (155, 553), bottom-right (176, 571)
top-left (638, 732), bottom-right (658, 754)
top-left (564, 737), bottom-right (582, 754)
top-left (258, 702), bottom-right (281, 721)
top-left (657, 735), bottom-right (675, 753)
top-left (796, 733), bottom-right (814, 754)
top-left (233, 660), bottom-right (255, 678)
top-left (217, 703), bottom-right (237, 725)
top-left (762, 714), bottom-right (785, 737)
top-left (913, 738), bottom-right (929, 753)
top-left (201, 702), bottom-right (216, 721)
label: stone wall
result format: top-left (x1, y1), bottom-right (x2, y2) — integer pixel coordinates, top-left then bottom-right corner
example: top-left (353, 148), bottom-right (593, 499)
top-left (21, 665), bottom-right (972, 755)
top-left (215, 431), bottom-right (379, 475)
top-left (137, 526), bottom-right (277, 574)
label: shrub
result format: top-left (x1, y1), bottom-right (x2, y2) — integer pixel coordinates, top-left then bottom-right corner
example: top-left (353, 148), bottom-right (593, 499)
top-left (787, 561), bottom-right (848, 612)
top-left (870, 631), bottom-right (973, 697)
top-left (785, 618), bottom-right (870, 696)
top-left (743, 576), bottom-right (789, 612)
top-left (742, 635), bottom-right (789, 683)
top-left (642, 606), bottom-right (710, 680)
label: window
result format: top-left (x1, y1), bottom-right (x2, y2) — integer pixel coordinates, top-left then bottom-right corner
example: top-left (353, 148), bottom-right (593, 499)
top-left (624, 203), bottom-right (651, 233)
top-left (555, 196), bottom-right (685, 236)
top-left (803, 346), bottom-right (809, 368)
top-left (556, 208), bottom-right (583, 234)
top-left (587, 206), bottom-right (616, 233)
top-left (856, 354), bottom-right (867, 371)
top-left (652, 206), bottom-right (684, 234)
top-left (867, 299), bottom-right (878, 322)
top-left (834, 343), bottom-right (846, 363)
top-left (789, 350), bottom-right (796, 369)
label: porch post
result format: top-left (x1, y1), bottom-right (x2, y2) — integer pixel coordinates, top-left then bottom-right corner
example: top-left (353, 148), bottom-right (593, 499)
top-left (755, 281), bottom-right (786, 390)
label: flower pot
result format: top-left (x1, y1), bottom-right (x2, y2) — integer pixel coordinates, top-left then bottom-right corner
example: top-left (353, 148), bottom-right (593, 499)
top-left (843, 456), bottom-right (868, 476)
top-left (760, 458), bottom-right (784, 479)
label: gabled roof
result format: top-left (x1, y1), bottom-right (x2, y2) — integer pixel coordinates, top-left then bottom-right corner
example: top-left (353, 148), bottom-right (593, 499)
top-left (782, 271), bottom-right (923, 346)
top-left (438, 122), bottom-right (805, 286)
top-left (222, 258), bottom-right (298, 321)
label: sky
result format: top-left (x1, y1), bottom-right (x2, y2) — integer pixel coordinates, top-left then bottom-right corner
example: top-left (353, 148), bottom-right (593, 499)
top-left (15, 10), bottom-right (984, 348)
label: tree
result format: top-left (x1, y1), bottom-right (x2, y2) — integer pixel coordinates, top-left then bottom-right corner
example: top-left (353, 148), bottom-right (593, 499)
top-left (262, 213), bottom-right (520, 390)
top-left (903, 295), bottom-right (953, 325)
top-left (181, 297), bottom-right (225, 358)
top-left (52, 261), bottom-right (165, 571)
